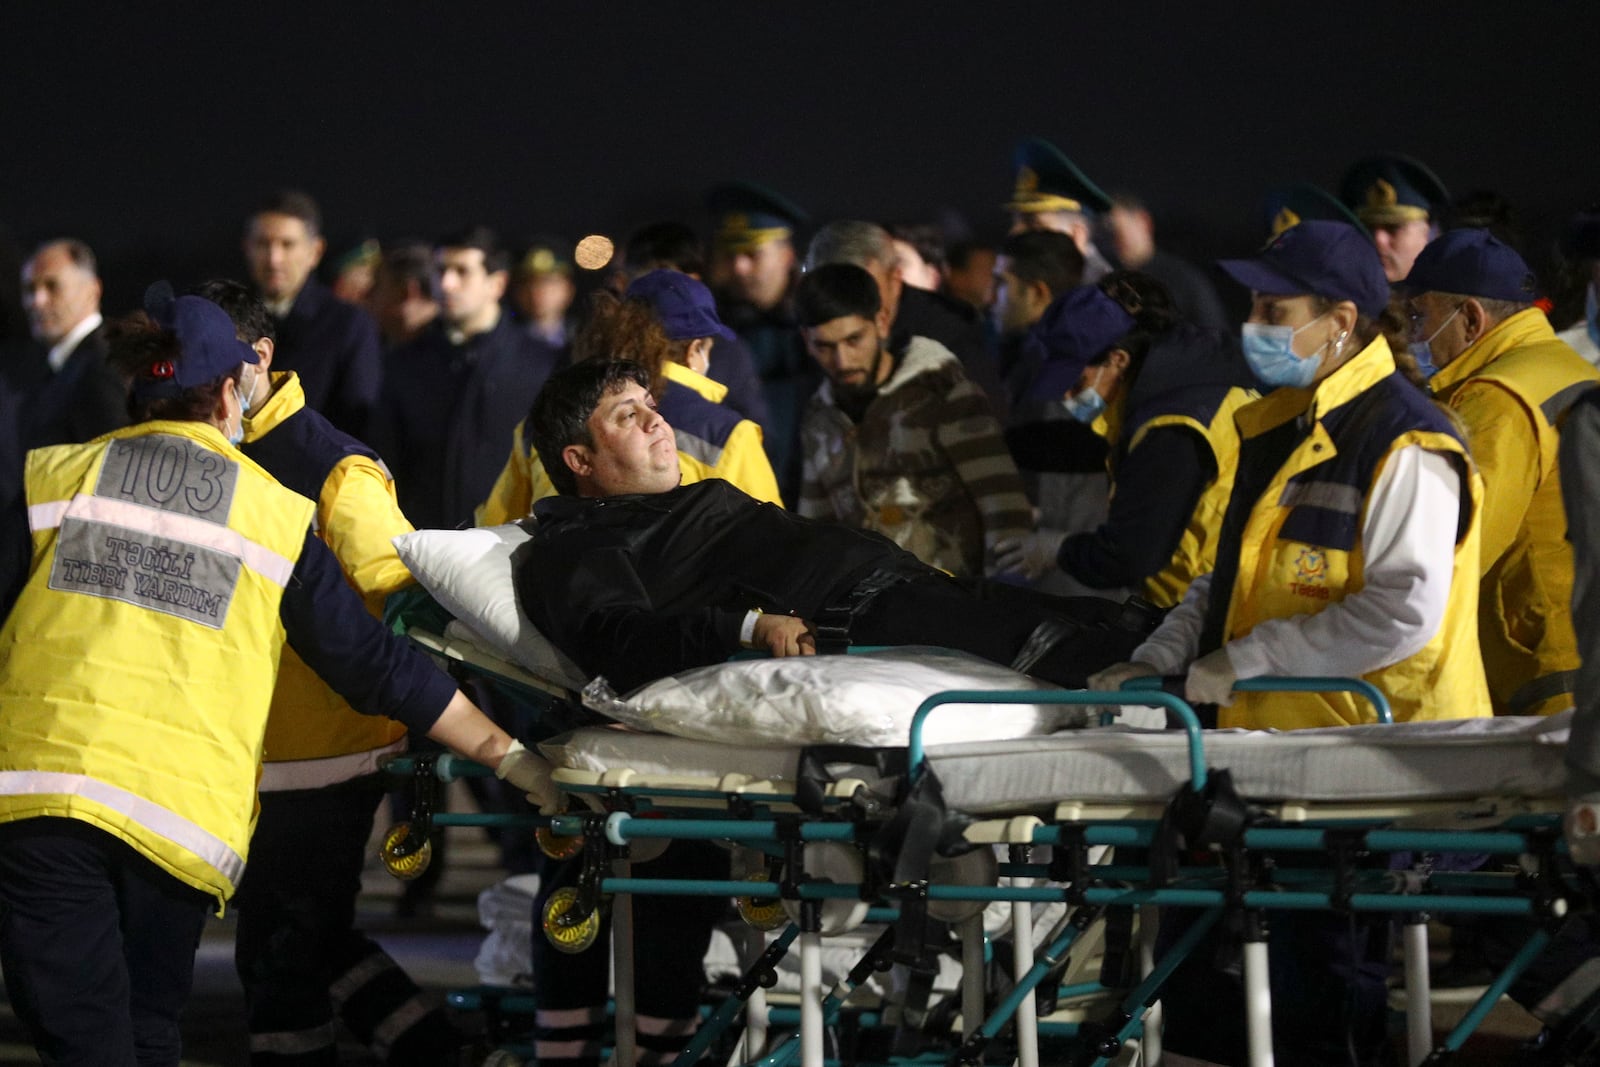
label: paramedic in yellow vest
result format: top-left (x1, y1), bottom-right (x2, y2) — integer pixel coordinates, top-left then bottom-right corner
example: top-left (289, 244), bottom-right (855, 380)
top-left (194, 279), bottom-right (458, 1065)
top-left (477, 269), bottom-right (780, 524)
top-left (1091, 221), bottom-right (1491, 1065)
top-left (0, 289), bottom-right (557, 1067)
top-left (1402, 228), bottom-right (1600, 716)
top-left (992, 271), bottom-right (1256, 607)
top-left (1093, 220), bottom-right (1491, 731)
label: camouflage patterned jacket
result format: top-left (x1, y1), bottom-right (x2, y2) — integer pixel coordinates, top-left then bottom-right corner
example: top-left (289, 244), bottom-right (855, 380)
top-left (798, 336), bottom-right (1034, 576)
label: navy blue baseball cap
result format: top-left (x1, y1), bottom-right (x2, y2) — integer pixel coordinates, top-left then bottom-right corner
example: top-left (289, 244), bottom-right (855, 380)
top-left (134, 282), bottom-right (259, 400)
top-left (1024, 286), bottom-right (1136, 401)
top-left (1401, 228), bottom-right (1540, 303)
top-left (626, 269), bottom-right (736, 342)
top-left (1217, 220), bottom-right (1391, 319)
top-left (1005, 137), bottom-right (1113, 217)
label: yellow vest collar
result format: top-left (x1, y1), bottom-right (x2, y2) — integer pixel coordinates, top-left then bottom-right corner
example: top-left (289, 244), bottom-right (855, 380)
top-left (1237, 336), bottom-right (1398, 439)
top-left (661, 360), bottom-right (729, 404)
top-left (1430, 308), bottom-right (1555, 395)
top-left (241, 371), bottom-right (306, 442)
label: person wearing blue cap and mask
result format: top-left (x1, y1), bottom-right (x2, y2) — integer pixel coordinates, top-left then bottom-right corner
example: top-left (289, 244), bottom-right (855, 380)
top-left (1091, 221), bottom-right (1492, 1064)
top-left (993, 272), bottom-right (1257, 609)
top-left (477, 269), bottom-right (781, 525)
top-left (0, 288), bottom-right (556, 1066)
top-left (1404, 228), bottom-right (1600, 717)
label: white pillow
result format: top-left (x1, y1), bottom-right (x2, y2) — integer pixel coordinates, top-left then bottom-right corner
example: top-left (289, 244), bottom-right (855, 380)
top-left (392, 524), bottom-right (587, 691)
top-left (583, 647), bottom-right (1085, 748)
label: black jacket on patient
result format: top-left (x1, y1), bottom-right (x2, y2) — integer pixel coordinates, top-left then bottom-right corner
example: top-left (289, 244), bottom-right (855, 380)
top-left (516, 478), bottom-right (1140, 693)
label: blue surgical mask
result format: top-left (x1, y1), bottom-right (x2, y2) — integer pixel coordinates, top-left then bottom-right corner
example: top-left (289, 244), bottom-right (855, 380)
top-left (1408, 306), bottom-right (1460, 381)
top-left (1063, 370), bottom-right (1108, 423)
top-left (1240, 318), bottom-right (1328, 389)
top-left (228, 383), bottom-right (249, 446)
top-left (1586, 282), bottom-right (1599, 352)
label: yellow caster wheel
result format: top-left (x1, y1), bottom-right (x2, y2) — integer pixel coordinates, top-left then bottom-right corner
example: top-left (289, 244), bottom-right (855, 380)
top-left (536, 824), bottom-right (584, 861)
top-left (735, 874), bottom-right (787, 931)
top-left (543, 887), bottom-right (601, 954)
top-left (379, 823), bottom-right (432, 881)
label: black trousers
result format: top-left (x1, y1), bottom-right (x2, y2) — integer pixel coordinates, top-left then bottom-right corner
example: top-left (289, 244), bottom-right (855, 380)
top-left (233, 778), bottom-right (456, 1065)
top-left (850, 573), bottom-right (1145, 687)
top-left (0, 816), bottom-right (210, 1067)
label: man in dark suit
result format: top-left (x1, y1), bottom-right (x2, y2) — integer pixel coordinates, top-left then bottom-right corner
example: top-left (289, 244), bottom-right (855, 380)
top-left (372, 226), bottom-right (561, 530)
top-left (16, 239), bottom-right (126, 449)
top-left (243, 189), bottom-right (383, 438)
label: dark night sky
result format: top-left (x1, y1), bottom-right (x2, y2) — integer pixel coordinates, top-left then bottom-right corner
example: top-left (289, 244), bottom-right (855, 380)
top-left (3, 2), bottom-right (1598, 313)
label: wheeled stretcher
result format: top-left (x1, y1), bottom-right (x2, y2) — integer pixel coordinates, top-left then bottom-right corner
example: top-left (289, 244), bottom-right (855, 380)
top-left (384, 602), bottom-right (1585, 1067)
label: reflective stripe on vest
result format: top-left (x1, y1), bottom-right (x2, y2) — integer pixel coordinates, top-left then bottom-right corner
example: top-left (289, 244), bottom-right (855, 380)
top-left (0, 769), bottom-right (244, 886)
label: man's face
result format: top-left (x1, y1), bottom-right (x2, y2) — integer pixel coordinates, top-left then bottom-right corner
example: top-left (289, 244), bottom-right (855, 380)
top-left (1372, 220), bottom-right (1433, 283)
top-left (944, 247), bottom-right (996, 311)
top-left (992, 255), bottom-right (1046, 336)
top-left (1407, 291), bottom-right (1475, 369)
top-left (244, 213), bottom-right (325, 302)
top-left (1106, 205), bottom-right (1154, 268)
top-left (433, 247), bottom-right (507, 330)
top-left (717, 238), bottom-right (795, 310)
top-left (512, 272), bottom-right (576, 323)
top-left (22, 245), bottom-right (101, 345)
top-left (803, 312), bottom-right (890, 396)
top-left (859, 256), bottom-right (904, 325)
top-left (1009, 210), bottom-right (1090, 254)
top-left (572, 381), bottom-right (681, 496)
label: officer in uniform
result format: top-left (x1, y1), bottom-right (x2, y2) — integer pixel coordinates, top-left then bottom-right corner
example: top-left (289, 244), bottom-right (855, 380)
top-left (706, 180), bottom-right (816, 504)
top-left (1004, 136), bottom-right (1115, 283)
top-left (1339, 152), bottom-right (1451, 283)
top-left (0, 288), bottom-right (555, 1066)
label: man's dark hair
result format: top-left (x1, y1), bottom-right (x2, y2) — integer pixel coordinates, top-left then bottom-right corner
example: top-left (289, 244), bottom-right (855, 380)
top-left (252, 189), bottom-right (323, 237)
top-left (946, 239), bottom-right (996, 272)
top-left (625, 222), bottom-right (704, 278)
top-left (437, 225), bottom-right (510, 274)
top-left (528, 360), bottom-right (652, 497)
top-left (1096, 269), bottom-right (1176, 375)
top-left (32, 237), bottom-right (98, 277)
top-left (999, 231), bottom-right (1086, 298)
top-left (189, 278), bottom-right (276, 345)
top-left (887, 221), bottom-right (946, 273)
top-left (793, 263), bottom-right (882, 328)
top-left (377, 242), bottom-right (434, 293)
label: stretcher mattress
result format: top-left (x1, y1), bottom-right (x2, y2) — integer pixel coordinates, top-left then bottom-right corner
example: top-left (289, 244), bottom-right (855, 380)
top-left (541, 712), bottom-right (1572, 815)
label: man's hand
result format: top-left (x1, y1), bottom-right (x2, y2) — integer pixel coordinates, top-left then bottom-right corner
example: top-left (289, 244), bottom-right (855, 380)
top-left (991, 529), bottom-right (1067, 581)
top-left (1087, 660), bottom-right (1160, 692)
top-left (494, 740), bottom-right (560, 814)
top-left (753, 613), bottom-right (817, 657)
top-left (1185, 647), bottom-right (1237, 707)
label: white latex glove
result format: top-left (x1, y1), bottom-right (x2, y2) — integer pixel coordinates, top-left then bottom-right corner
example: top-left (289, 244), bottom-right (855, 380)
top-left (495, 740), bottom-right (560, 815)
top-left (1566, 795), bottom-right (1600, 867)
top-left (1087, 660), bottom-right (1160, 692)
top-left (1185, 647), bottom-right (1238, 707)
top-left (991, 528), bottom-right (1068, 580)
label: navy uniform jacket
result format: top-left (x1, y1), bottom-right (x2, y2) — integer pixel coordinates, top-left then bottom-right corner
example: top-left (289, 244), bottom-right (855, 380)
top-left (270, 278), bottom-right (384, 440)
top-left (716, 295), bottom-right (820, 507)
top-left (374, 313), bottom-right (558, 531)
top-left (18, 325), bottom-right (128, 450)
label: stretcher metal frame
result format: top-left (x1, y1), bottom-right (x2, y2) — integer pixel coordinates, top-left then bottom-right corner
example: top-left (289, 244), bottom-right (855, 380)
top-left (388, 619), bottom-right (1581, 1067)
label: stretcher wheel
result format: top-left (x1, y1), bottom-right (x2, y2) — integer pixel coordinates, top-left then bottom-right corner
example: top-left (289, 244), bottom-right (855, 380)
top-left (379, 822), bottom-right (432, 880)
top-left (735, 874), bottom-right (787, 931)
top-left (781, 842), bottom-right (870, 935)
top-left (927, 847), bottom-right (1000, 923)
top-left (536, 824), bottom-right (584, 861)
top-left (543, 886), bottom-right (602, 953)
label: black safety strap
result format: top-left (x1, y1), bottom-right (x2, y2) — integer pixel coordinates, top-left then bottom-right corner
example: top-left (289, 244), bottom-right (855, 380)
top-left (1149, 767), bottom-right (1252, 886)
top-left (793, 744), bottom-right (905, 816)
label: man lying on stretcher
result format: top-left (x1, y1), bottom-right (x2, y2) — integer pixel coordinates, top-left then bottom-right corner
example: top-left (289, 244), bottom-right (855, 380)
top-left (514, 359), bottom-right (1157, 694)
